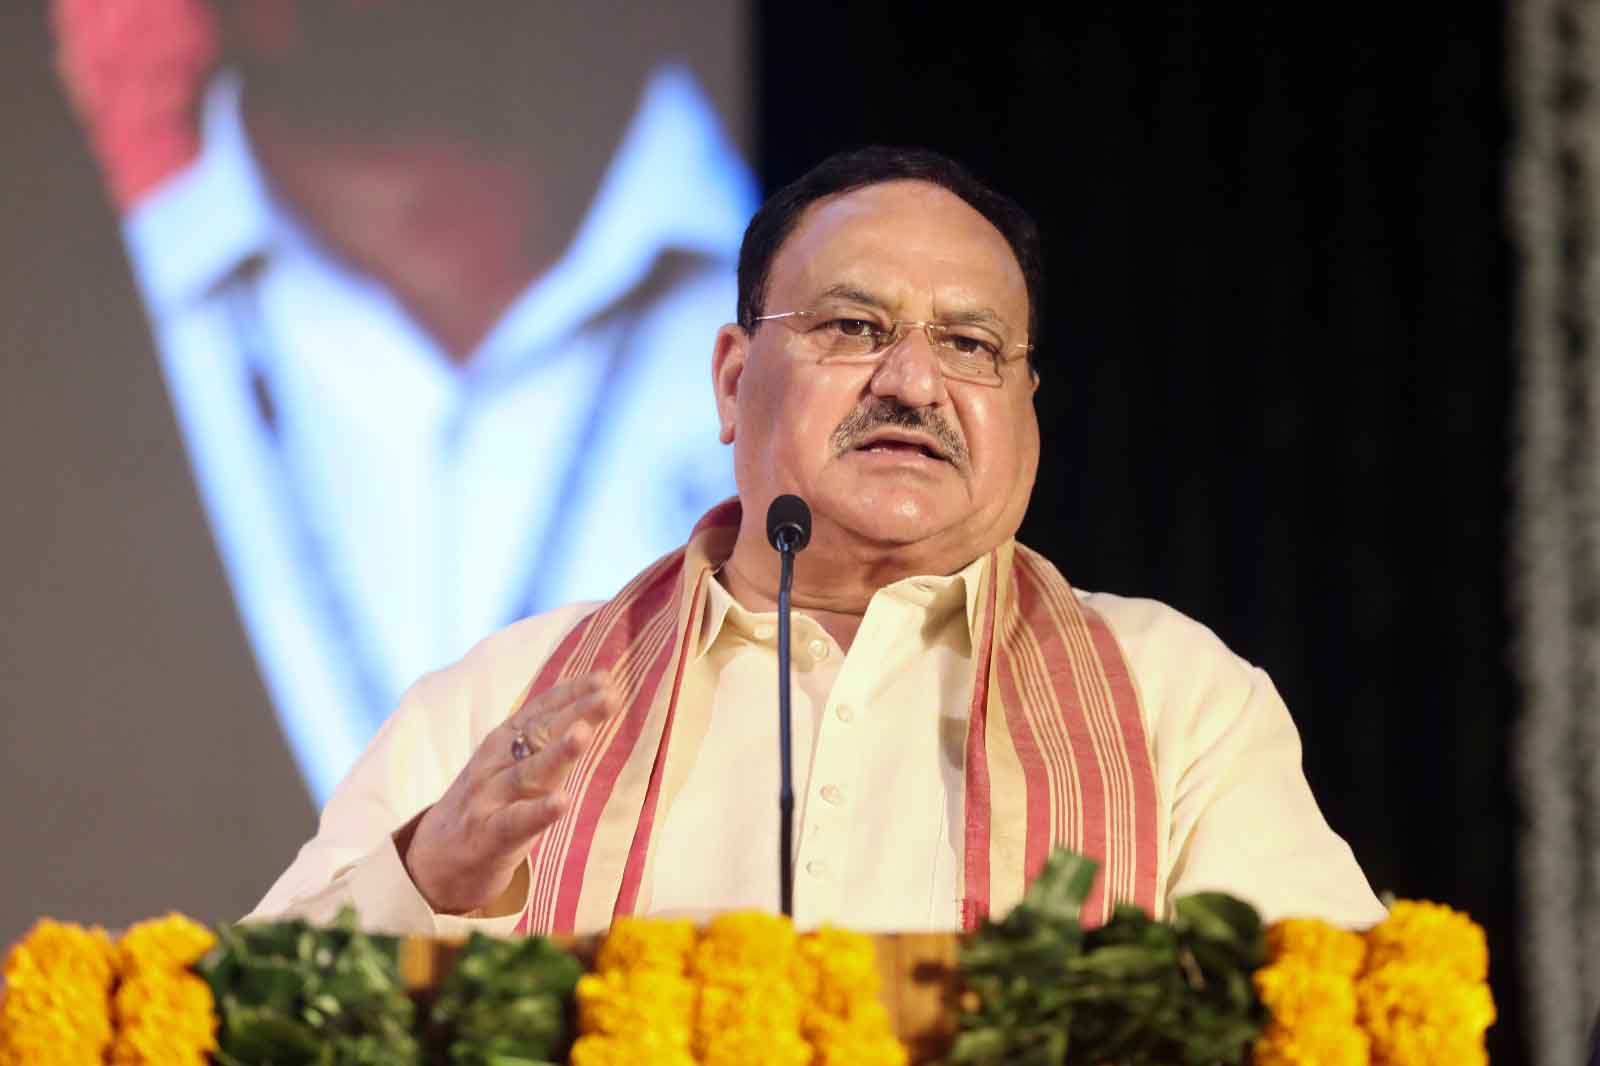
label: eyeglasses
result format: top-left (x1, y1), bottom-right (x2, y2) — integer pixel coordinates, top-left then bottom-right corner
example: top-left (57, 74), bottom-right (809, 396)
top-left (751, 309), bottom-right (1032, 387)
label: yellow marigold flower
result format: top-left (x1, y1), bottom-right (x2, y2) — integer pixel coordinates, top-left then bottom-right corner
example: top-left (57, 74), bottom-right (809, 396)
top-left (691, 910), bottom-right (798, 983)
top-left (1363, 901), bottom-right (1488, 983)
top-left (593, 915), bottom-right (696, 975)
top-left (795, 925), bottom-right (882, 1014)
top-left (791, 927), bottom-right (907, 1065)
top-left (1254, 960), bottom-right (1358, 1029)
top-left (1254, 953), bottom-right (1356, 1030)
top-left (695, 974), bottom-right (802, 1041)
top-left (575, 969), bottom-right (694, 1045)
top-left (0, 919), bottom-right (117, 1066)
top-left (1253, 960), bottom-right (1368, 1066)
top-left (108, 969), bottom-right (217, 1066)
top-left (570, 1033), bottom-right (696, 1066)
top-left (1252, 1022), bottom-right (1371, 1066)
top-left (806, 1005), bottom-right (911, 1066)
top-left (1266, 918), bottom-right (1367, 977)
top-left (698, 1024), bottom-right (811, 1066)
top-left (116, 913), bottom-right (216, 973)
top-left (107, 914), bottom-right (218, 1066)
top-left (1357, 961), bottom-right (1495, 1066)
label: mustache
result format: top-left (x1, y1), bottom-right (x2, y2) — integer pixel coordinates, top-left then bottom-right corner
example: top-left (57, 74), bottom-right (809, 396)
top-left (829, 401), bottom-right (970, 469)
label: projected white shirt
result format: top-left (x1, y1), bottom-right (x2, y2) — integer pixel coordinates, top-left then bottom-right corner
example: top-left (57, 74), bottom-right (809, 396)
top-left (121, 67), bottom-right (758, 805)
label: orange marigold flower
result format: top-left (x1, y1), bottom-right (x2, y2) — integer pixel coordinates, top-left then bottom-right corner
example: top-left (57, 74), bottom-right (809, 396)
top-left (0, 919), bottom-right (117, 1066)
top-left (1363, 901), bottom-right (1488, 983)
top-left (1253, 958), bottom-right (1368, 1066)
top-left (108, 914), bottom-right (218, 1066)
top-left (594, 915), bottom-right (696, 975)
top-left (1254, 960), bottom-right (1358, 1029)
top-left (117, 913), bottom-right (216, 973)
top-left (1266, 918), bottom-right (1367, 977)
top-left (108, 969), bottom-right (216, 1066)
top-left (1356, 961), bottom-right (1495, 1066)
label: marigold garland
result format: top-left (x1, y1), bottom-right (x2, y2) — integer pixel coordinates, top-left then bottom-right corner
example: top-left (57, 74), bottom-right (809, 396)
top-left (691, 912), bottom-right (808, 1066)
top-left (571, 915), bottom-right (699, 1066)
top-left (107, 913), bottom-right (218, 1066)
top-left (1363, 900), bottom-right (1489, 983)
top-left (1252, 904), bottom-right (1495, 1066)
top-left (0, 894), bottom-right (1496, 1066)
top-left (1356, 902), bottom-right (1495, 1066)
top-left (0, 918), bottom-right (117, 1066)
top-left (572, 912), bottom-right (906, 1066)
top-left (795, 926), bottom-right (908, 1066)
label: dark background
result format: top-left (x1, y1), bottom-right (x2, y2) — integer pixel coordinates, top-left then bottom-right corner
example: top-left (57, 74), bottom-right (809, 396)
top-left (759, 2), bottom-right (1520, 1062)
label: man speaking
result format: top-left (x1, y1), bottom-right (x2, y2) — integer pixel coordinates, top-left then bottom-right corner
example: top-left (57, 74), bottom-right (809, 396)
top-left (252, 147), bottom-right (1384, 936)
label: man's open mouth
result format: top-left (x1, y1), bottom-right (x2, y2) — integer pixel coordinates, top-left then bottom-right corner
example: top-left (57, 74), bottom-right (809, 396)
top-left (854, 435), bottom-right (949, 461)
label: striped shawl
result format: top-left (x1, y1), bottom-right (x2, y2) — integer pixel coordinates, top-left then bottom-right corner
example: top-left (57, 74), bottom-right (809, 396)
top-left (512, 501), bottom-right (1158, 934)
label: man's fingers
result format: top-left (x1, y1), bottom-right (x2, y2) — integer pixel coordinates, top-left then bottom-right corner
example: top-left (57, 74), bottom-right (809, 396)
top-left (508, 672), bottom-right (615, 737)
top-left (507, 717), bottom-right (594, 800)
top-left (487, 789), bottom-right (571, 849)
top-left (499, 676), bottom-right (618, 768)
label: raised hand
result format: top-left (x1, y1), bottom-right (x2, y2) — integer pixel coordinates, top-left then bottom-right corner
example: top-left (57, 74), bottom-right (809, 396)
top-left (401, 673), bottom-right (620, 915)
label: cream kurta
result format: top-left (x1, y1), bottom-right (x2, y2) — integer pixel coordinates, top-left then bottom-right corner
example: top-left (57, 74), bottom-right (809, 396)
top-left (251, 567), bottom-right (1385, 936)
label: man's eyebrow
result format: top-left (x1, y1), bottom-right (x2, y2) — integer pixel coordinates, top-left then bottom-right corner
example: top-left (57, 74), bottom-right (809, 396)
top-left (816, 283), bottom-right (890, 308)
top-left (816, 284), bottom-right (1012, 330)
top-left (937, 306), bottom-right (1007, 329)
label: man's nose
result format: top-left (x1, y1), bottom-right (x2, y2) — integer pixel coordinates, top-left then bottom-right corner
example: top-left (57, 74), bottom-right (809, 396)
top-left (868, 325), bottom-right (949, 408)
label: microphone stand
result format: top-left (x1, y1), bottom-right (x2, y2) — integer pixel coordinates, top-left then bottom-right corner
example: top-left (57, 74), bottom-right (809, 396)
top-left (766, 492), bottom-right (810, 920)
top-left (776, 536), bottom-right (797, 919)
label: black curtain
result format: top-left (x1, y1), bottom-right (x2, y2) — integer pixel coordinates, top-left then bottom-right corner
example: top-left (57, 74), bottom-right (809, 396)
top-left (757, 3), bottom-right (1522, 1061)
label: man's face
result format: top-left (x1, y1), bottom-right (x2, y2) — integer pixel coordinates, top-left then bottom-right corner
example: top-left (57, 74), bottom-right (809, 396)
top-left (715, 180), bottom-right (1040, 565)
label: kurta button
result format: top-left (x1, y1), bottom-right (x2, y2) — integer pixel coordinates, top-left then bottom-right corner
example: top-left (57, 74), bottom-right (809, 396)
top-left (807, 638), bottom-right (829, 660)
top-left (753, 624), bottom-right (774, 640)
top-left (835, 705), bottom-right (855, 723)
top-left (820, 784), bottom-right (845, 806)
top-left (805, 860), bottom-right (828, 877)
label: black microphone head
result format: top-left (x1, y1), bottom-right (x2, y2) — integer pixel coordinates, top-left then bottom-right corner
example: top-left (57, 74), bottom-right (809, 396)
top-left (765, 494), bottom-right (812, 553)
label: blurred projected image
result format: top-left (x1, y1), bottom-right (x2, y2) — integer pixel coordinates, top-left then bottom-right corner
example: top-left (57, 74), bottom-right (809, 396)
top-left (53, 0), bottom-right (757, 803)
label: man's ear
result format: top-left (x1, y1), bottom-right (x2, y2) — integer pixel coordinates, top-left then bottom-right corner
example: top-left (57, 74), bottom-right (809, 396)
top-left (711, 323), bottom-right (749, 445)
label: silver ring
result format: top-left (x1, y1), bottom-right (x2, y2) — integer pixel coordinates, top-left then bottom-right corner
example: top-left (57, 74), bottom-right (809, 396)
top-left (510, 731), bottom-right (534, 762)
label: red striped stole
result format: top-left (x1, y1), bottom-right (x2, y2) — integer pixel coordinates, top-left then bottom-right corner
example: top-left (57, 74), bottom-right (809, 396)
top-left (512, 501), bottom-right (1158, 934)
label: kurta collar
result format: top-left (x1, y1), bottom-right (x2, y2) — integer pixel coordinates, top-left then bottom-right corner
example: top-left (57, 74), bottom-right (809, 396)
top-left (693, 551), bottom-right (991, 662)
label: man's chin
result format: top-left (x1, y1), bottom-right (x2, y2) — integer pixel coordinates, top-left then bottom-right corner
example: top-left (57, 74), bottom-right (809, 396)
top-left (820, 493), bottom-right (962, 550)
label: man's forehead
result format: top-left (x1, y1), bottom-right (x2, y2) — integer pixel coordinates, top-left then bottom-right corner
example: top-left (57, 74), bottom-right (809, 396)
top-left (770, 180), bottom-right (1027, 314)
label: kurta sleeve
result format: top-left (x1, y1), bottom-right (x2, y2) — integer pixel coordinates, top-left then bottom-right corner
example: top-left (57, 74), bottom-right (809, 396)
top-left (1085, 591), bottom-right (1387, 927)
top-left (1160, 663), bottom-right (1386, 926)
top-left (245, 602), bottom-right (599, 936)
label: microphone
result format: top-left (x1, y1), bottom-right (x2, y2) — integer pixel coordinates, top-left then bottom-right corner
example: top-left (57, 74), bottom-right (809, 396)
top-left (766, 492), bottom-right (812, 553)
top-left (765, 493), bottom-right (812, 918)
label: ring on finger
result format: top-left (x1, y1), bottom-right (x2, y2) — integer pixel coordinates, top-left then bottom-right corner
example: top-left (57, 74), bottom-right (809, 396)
top-left (511, 718), bottom-right (559, 763)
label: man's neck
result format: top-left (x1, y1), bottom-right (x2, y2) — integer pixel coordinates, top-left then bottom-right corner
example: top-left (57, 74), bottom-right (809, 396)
top-left (717, 528), bottom-right (980, 652)
top-left (242, 99), bottom-right (557, 362)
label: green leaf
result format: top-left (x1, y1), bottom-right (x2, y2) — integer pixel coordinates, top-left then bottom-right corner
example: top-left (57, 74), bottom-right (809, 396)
top-left (1020, 851), bottom-right (1100, 924)
top-left (945, 847), bottom-right (1271, 1066)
